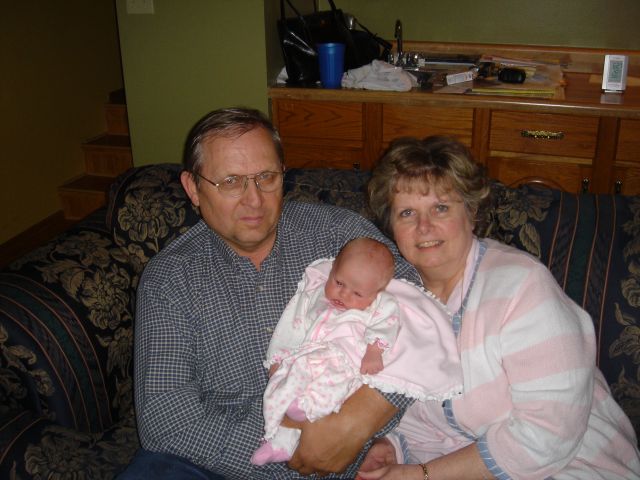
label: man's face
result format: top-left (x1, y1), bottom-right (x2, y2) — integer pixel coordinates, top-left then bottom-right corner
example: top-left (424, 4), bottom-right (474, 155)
top-left (182, 127), bottom-right (283, 265)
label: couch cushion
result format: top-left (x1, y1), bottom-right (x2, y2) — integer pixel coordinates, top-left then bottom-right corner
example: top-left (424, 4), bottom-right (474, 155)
top-left (0, 408), bottom-right (138, 479)
top-left (106, 164), bottom-right (201, 270)
top-left (283, 167), bottom-right (374, 219)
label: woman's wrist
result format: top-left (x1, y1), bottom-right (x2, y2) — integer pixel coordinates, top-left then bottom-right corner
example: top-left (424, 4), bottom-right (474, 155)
top-left (419, 462), bottom-right (430, 479)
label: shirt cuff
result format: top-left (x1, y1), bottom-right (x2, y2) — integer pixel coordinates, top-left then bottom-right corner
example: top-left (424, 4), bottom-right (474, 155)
top-left (476, 433), bottom-right (512, 480)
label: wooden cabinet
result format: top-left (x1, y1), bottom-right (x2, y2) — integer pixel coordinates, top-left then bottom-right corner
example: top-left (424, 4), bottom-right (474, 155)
top-left (273, 99), bottom-right (366, 170)
top-left (487, 111), bottom-right (599, 192)
top-left (381, 105), bottom-right (474, 147)
top-left (270, 61), bottom-right (640, 194)
top-left (615, 119), bottom-right (640, 194)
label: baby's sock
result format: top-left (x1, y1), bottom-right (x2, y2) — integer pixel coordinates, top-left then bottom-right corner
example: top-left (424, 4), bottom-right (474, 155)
top-left (250, 441), bottom-right (291, 465)
top-left (285, 398), bottom-right (307, 422)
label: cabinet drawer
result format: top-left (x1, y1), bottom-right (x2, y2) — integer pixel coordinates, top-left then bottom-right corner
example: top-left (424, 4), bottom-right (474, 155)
top-left (613, 166), bottom-right (640, 195)
top-left (279, 142), bottom-right (364, 170)
top-left (616, 119), bottom-right (640, 164)
top-left (274, 100), bottom-right (362, 141)
top-left (490, 111), bottom-right (599, 158)
top-left (382, 105), bottom-right (473, 146)
top-left (487, 156), bottom-right (592, 193)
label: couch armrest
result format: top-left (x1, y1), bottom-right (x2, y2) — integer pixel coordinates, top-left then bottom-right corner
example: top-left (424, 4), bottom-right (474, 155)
top-left (0, 218), bottom-right (135, 433)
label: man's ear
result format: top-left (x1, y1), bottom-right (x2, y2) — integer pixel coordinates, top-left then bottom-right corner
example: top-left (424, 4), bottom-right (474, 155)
top-left (181, 170), bottom-right (200, 207)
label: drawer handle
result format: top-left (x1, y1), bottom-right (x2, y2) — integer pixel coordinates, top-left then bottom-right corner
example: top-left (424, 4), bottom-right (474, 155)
top-left (521, 130), bottom-right (565, 140)
top-left (615, 180), bottom-right (622, 194)
top-left (582, 178), bottom-right (590, 193)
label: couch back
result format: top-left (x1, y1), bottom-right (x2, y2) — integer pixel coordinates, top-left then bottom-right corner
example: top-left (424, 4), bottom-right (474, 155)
top-left (2, 163), bottom-right (638, 439)
top-left (109, 164), bottom-right (640, 427)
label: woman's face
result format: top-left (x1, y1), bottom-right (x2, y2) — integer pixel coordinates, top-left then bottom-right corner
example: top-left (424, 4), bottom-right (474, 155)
top-left (390, 180), bottom-right (474, 286)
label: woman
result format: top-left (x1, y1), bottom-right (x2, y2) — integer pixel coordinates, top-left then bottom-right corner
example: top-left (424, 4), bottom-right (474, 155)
top-left (358, 136), bottom-right (640, 479)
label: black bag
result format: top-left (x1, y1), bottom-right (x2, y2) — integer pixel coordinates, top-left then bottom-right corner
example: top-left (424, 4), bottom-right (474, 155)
top-left (277, 0), bottom-right (383, 86)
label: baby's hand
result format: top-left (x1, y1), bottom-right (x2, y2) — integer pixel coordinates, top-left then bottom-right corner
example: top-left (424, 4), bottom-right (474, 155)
top-left (360, 343), bottom-right (384, 375)
top-left (268, 363), bottom-right (280, 377)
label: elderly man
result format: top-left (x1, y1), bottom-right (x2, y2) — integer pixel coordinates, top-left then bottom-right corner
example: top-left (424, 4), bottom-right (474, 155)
top-left (118, 108), bottom-right (418, 479)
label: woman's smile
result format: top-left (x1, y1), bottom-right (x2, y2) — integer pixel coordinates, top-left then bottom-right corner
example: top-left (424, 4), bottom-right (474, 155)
top-left (417, 239), bottom-right (444, 248)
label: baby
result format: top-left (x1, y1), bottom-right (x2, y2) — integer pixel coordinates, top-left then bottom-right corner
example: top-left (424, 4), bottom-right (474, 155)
top-left (251, 237), bottom-right (399, 465)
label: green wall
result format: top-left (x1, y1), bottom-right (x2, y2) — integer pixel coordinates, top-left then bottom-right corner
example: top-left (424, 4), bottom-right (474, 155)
top-left (331, 0), bottom-right (640, 50)
top-left (116, 0), bottom-right (270, 166)
top-left (0, 0), bottom-right (123, 244)
top-left (119, 0), bottom-right (640, 168)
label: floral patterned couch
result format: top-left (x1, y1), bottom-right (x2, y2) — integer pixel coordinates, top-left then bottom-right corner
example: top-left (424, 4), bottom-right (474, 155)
top-left (1, 163), bottom-right (639, 479)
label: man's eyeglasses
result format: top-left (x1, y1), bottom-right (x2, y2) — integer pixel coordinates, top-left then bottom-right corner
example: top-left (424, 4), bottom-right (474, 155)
top-left (194, 170), bottom-right (284, 198)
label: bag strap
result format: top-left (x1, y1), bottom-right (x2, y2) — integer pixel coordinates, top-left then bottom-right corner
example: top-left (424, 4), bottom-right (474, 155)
top-left (326, 1), bottom-right (349, 31)
top-left (280, 0), bottom-right (316, 52)
top-left (281, 0), bottom-right (299, 20)
top-left (281, 0), bottom-right (321, 20)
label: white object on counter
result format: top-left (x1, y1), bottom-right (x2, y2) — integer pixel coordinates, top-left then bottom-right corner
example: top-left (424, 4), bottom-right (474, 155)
top-left (446, 70), bottom-right (476, 85)
top-left (341, 60), bottom-right (417, 92)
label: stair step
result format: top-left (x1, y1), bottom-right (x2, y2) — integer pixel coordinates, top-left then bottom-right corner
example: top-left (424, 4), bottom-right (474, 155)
top-left (105, 103), bottom-right (129, 135)
top-left (58, 174), bottom-right (115, 220)
top-left (82, 134), bottom-right (132, 176)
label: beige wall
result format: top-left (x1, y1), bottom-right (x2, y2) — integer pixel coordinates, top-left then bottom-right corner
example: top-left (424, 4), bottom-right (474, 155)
top-left (0, 0), bottom-right (123, 244)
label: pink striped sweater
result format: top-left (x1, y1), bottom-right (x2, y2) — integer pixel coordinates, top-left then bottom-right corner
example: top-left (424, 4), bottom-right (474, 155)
top-left (397, 238), bottom-right (640, 479)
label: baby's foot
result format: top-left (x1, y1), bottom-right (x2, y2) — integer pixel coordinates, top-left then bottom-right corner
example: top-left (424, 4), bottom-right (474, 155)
top-left (251, 442), bottom-right (291, 465)
top-left (285, 398), bottom-right (307, 422)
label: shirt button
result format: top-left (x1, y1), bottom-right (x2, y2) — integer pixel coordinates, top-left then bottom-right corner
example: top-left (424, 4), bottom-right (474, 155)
top-left (256, 285), bottom-right (265, 292)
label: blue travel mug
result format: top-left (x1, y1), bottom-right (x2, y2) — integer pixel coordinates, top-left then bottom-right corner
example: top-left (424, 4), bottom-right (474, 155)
top-left (317, 43), bottom-right (345, 89)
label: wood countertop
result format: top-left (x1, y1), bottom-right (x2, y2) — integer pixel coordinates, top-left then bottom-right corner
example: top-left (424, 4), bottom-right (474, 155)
top-left (269, 73), bottom-right (640, 119)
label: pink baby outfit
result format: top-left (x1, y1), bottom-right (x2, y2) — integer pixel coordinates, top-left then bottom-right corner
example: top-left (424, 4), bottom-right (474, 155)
top-left (255, 258), bottom-right (463, 463)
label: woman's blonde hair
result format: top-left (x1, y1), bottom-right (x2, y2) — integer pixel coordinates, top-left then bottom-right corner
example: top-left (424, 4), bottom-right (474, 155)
top-left (368, 136), bottom-right (491, 237)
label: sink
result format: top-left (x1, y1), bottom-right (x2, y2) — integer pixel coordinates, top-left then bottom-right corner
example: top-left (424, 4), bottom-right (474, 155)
top-left (397, 52), bottom-right (479, 89)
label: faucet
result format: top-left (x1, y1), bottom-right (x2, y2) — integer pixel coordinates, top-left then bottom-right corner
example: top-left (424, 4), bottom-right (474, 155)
top-left (394, 19), bottom-right (403, 65)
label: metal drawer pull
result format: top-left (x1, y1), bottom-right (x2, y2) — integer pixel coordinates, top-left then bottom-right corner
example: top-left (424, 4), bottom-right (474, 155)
top-left (615, 180), bottom-right (623, 194)
top-left (521, 130), bottom-right (565, 140)
top-left (582, 178), bottom-right (590, 193)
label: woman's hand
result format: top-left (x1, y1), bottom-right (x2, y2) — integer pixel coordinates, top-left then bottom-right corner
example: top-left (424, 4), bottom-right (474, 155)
top-left (356, 437), bottom-right (397, 476)
top-left (357, 464), bottom-right (424, 480)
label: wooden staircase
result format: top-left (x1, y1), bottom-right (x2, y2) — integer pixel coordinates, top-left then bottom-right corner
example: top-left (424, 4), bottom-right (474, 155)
top-left (58, 89), bottom-right (132, 220)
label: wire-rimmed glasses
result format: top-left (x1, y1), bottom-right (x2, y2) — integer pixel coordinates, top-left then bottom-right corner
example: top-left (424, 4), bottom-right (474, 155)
top-left (194, 170), bottom-right (284, 197)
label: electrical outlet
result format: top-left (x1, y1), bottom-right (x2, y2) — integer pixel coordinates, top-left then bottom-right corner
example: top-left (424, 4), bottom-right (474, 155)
top-left (127, 0), bottom-right (154, 15)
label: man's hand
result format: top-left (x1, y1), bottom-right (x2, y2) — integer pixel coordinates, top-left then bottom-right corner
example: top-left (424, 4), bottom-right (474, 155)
top-left (286, 386), bottom-right (397, 476)
top-left (360, 343), bottom-right (384, 375)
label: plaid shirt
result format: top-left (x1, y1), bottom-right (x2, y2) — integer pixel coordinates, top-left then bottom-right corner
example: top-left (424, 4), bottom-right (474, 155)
top-left (134, 201), bottom-right (420, 479)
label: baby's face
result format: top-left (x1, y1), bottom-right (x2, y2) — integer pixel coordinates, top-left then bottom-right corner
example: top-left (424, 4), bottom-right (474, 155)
top-left (324, 256), bottom-right (387, 311)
